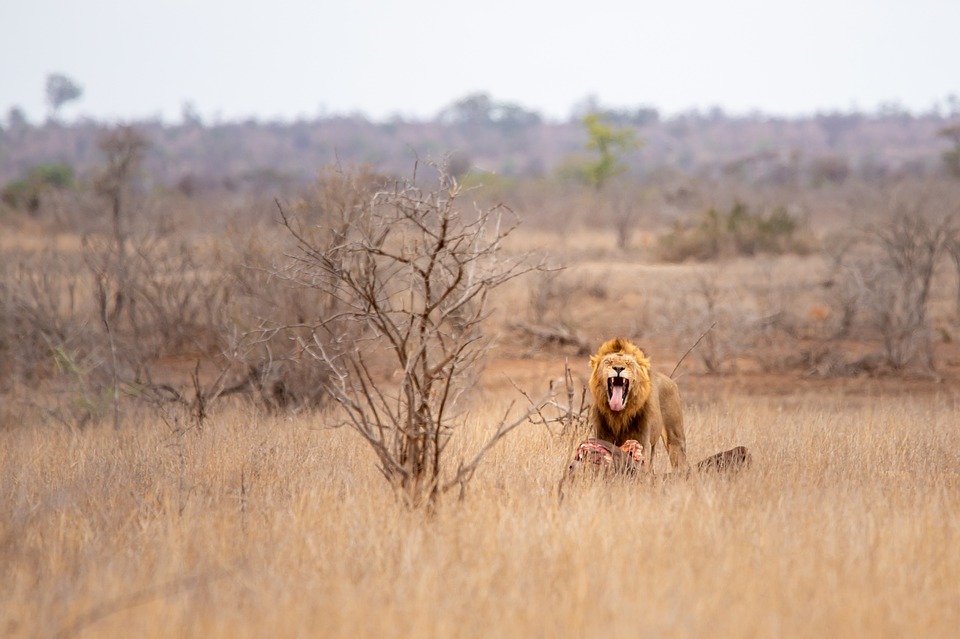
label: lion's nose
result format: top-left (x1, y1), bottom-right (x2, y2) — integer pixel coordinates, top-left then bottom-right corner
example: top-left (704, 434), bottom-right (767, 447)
top-left (613, 366), bottom-right (624, 375)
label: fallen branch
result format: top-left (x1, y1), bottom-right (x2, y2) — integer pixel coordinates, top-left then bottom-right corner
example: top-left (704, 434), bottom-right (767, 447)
top-left (510, 321), bottom-right (591, 354)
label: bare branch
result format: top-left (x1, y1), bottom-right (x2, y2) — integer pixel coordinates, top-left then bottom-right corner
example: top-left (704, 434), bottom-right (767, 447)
top-left (269, 162), bottom-right (545, 506)
top-left (670, 321), bottom-right (717, 379)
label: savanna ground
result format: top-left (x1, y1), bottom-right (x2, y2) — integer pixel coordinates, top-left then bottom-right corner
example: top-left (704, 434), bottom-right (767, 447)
top-left (3, 169), bottom-right (960, 638)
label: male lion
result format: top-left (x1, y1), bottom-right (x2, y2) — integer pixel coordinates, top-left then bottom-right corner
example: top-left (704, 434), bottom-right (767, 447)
top-left (589, 338), bottom-right (689, 474)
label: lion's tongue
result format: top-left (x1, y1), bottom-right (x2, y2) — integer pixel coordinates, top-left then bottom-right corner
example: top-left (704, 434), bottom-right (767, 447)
top-left (608, 385), bottom-right (625, 412)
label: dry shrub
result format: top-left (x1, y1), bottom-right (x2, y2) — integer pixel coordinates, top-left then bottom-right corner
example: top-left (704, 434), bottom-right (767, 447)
top-left (514, 268), bottom-right (591, 354)
top-left (0, 126), bottom-right (239, 426)
top-left (270, 164), bottom-right (547, 506)
top-left (665, 270), bottom-right (752, 374)
top-left (659, 201), bottom-right (814, 262)
top-left (0, 248), bottom-right (89, 386)
top-left (83, 232), bottom-right (230, 358)
top-left (219, 230), bottom-right (343, 412)
top-left (825, 196), bottom-right (956, 374)
top-left (0, 230), bottom-right (240, 428)
top-left (214, 165), bottom-right (403, 413)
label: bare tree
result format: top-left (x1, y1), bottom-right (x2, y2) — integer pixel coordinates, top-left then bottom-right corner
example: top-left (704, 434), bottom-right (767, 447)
top-left (691, 271), bottom-right (730, 374)
top-left (824, 188), bottom-right (957, 374)
top-left (865, 210), bottom-right (955, 371)
top-left (939, 124), bottom-right (960, 179)
top-left (949, 236), bottom-right (960, 326)
top-left (610, 185), bottom-right (640, 250)
top-left (90, 126), bottom-right (149, 334)
top-left (275, 166), bottom-right (546, 506)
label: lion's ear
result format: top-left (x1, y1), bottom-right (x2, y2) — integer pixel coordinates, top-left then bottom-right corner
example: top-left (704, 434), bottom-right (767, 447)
top-left (589, 354), bottom-right (599, 369)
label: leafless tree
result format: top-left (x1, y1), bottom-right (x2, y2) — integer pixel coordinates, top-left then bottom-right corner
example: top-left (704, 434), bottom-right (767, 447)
top-left (687, 271), bottom-right (736, 374)
top-left (610, 189), bottom-right (638, 250)
top-left (823, 187), bottom-right (956, 374)
top-left (91, 126), bottom-right (149, 340)
top-left (608, 181), bottom-right (657, 252)
top-left (949, 236), bottom-right (960, 326)
top-left (864, 209), bottom-right (955, 371)
top-left (274, 166), bottom-right (546, 506)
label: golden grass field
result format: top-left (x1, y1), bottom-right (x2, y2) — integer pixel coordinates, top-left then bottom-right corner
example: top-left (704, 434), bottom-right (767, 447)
top-left (4, 375), bottom-right (960, 638)
top-left (3, 199), bottom-right (960, 639)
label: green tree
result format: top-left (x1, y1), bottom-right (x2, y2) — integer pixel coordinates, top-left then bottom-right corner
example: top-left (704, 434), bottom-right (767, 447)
top-left (580, 112), bottom-right (640, 190)
top-left (45, 73), bottom-right (83, 120)
top-left (1, 163), bottom-right (74, 213)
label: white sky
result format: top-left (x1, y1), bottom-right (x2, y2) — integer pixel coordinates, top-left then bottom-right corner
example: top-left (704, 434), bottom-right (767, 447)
top-left (2, 0), bottom-right (959, 124)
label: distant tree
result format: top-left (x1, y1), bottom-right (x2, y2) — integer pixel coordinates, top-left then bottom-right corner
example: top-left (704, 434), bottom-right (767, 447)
top-left (45, 73), bottom-right (83, 120)
top-left (569, 94), bottom-right (602, 121)
top-left (627, 106), bottom-right (660, 127)
top-left (92, 126), bottom-right (149, 336)
top-left (580, 112), bottom-right (640, 190)
top-left (95, 126), bottom-right (149, 247)
top-left (809, 155), bottom-right (852, 185)
top-left (816, 111), bottom-right (862, 146)
top-left (440, 92), bottom-right (494, 126)
top-left (491, 103), bottom-right (541, 132)
top-left (939, 124), bottom-right (960, 178)
top-left (947, 94), bottom-right (960, 118)
top-left (447, 150), bottom-right (472, 178)
top-left (439, 92), bottom-right (541, 131)
top-left (6, 106), bottom-right (29, 131)
top-left (579, 105), bottom-right (660, 128)
top-left (1, 163), bottom-right (74, 213)
top-left (180, 101), bottom-right (203, 127)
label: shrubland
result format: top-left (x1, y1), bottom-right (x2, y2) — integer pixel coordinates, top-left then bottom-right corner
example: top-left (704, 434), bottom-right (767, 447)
top-left (2, 120), bottom-right (960, 637)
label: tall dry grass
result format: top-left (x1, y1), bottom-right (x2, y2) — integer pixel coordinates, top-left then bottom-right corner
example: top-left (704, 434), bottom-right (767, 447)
top-left (3, 390), bottom-right (959, 639)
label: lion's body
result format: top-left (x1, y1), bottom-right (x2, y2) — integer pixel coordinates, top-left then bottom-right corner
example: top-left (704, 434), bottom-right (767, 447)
top-left (588, 338), bottom-right (690, 473)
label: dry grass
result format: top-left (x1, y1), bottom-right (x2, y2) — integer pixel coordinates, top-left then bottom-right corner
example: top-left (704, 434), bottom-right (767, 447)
top-left (3, 389), bottom-right (960, 639)
top-left (4, 172), bottom-right (960, 638)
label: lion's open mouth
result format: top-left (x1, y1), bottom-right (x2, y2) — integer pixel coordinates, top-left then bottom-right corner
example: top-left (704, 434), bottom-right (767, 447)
top-left (607, 376), bottom-right (629, 412)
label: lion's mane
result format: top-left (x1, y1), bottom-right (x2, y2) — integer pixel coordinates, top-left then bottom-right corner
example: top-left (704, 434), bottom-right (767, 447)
top-left (589, 337), bottom-right (652, 439)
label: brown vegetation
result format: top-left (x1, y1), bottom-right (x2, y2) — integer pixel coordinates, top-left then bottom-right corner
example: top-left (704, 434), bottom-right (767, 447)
top-left (2, 116), bottom-right (960, 637)
top-left (271, 168), bottom-right (547, 506)
top-left (3, 396), bottom-right (959, 638)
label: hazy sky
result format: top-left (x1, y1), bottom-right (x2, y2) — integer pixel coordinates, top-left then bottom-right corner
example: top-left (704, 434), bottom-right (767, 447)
top-left (3, 0), bottom-right (959, 124)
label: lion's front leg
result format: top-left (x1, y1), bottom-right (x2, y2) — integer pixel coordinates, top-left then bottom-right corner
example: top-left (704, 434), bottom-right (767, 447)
top-left (641, 439), bottom-right (655, 474)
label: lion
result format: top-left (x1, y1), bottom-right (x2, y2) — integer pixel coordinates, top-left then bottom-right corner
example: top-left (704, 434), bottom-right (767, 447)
top-left (588, 338), bottom-right (689, 474)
